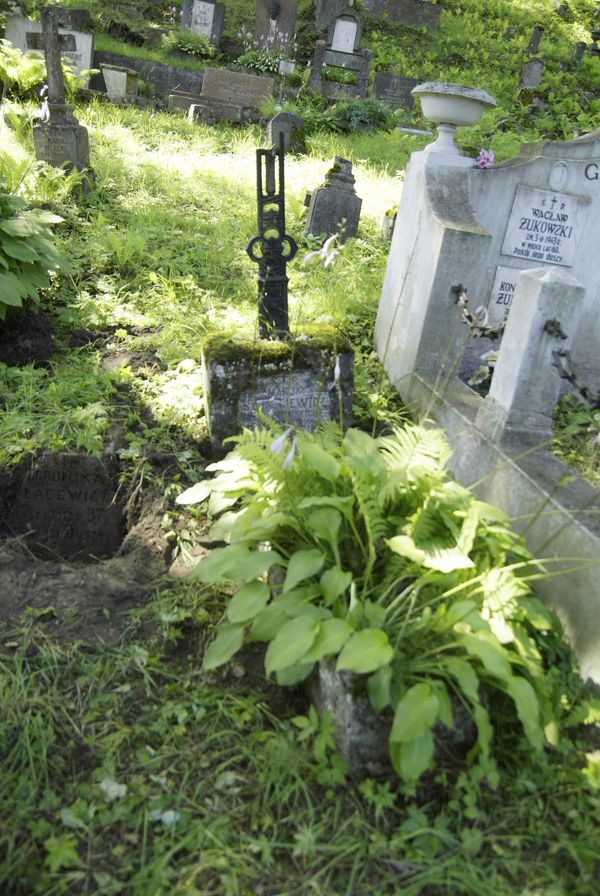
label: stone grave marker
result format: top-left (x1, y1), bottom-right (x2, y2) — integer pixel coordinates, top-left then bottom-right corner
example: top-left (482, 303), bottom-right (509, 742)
top-left (305, 157), bottom-right (362, 241)
top-left (189, 0), bottom-right (225, 46)
top-left (362, 0), bottom-right (441, 31)
top-left (188, 68), bottom-right (274, 124)
top-left (573, 41), bottom-right (587, 64)
top-left (525, 25), bottom-right (544, 55)
top-left (4, 454), bottom-right (123, 560)
top-left (315, 0), bottom-right (350, 32)
top-left (168, 88), bottom-right (204, 114)
top-left (267, 111), bottom-right (306, 153)
top-left (521, 58), bottom-right (545, 88)
top-left (308, 9), bottom-right (372, 99)
top-left (5, 7), bottom-right (94, 78)
top-left (255, 0), bottom-right (298, 53)
top-left (32, 6), bottom-right (90, 172)
top-left (100, 63), bottom-right (139, 103)
top-left (373, 72), bottom-right (419, 109)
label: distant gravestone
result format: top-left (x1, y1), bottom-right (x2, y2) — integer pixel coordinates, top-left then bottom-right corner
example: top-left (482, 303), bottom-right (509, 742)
top-left (5, 454), bottom-right (123, 560)
top-left (573, 41), bottom-right (587, 64)
top-left (309, 10), bottom-right (371, 99)
top-left (189, 68), bottom-right (274, 124)
top-left (521, 58), bottom-right (545, 88)
top-left (305, 157), bottom-right (362, 241)
top-left (330, 13), bottom-right (360, 52)
top-left (267, 111), bottom-right (306, 153)
top-left (168, 88), bottom-right (204, 113)
top-left (32, 6), bottom-right (90, 172)
top-left (315, 0), bottom-right (350, 32)
top-left (190, 0), bottom-right (225, 46)
top-left (255, 0), bottom-right (298, 53)
top-left (373, 72), bottom-right (419, 109)
top-left (5, 8), bottom-right (94, 78)
top-left (100, 64), bottom-right (139, 102)
top-left (362, 0), bottom-right (441, 31)
top-left (525, 25), bottom-right (544, 55)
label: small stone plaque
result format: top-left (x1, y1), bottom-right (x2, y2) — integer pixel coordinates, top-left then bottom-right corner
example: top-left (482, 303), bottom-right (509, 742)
top-left (331, 17), bottom-right (357, 53)
top-left (201, 68), bottom-right (274, 111)
top-left (373, 72), bottom-right (419, 109)
top-left (191, 0), bottom-right (215, 36)
top-left (501, 186), bottom-right (578, 267)
top-left (5, 454), bottom-right (124, 560)
top-left (488, 265), bottom-right (520, 326)
top-left (33, 121), bottom-right (90, 170)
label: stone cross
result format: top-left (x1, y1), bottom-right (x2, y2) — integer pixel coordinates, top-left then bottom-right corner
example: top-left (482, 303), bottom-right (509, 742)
top-left (40, 6), bottom-right (68, 109)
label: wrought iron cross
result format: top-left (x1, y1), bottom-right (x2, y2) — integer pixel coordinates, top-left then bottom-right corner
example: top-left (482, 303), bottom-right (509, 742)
top-left (246, 133), bottom-right (298, 339)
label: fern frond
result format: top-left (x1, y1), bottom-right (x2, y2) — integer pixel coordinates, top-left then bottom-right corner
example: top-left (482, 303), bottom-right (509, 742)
top-left (380, 424), bottom-right (452, 505)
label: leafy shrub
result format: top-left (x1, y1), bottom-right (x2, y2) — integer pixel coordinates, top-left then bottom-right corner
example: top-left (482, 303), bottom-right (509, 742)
top-left (178, 422), bottom-right (569, 787)
top-left (236, 48), bottom-right (282, 74)
top-left (0, 39), bottom-right (45, 99)
top-left (160, 30), bottom-right (216, 59)
top-left (0, 178), bottom-right (68, 320)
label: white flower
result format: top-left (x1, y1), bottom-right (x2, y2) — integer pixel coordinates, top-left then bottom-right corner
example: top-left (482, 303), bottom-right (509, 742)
top-left (150, 809), bottom-right (181, 826)
top-left (270, 427), bottom-right (293, 454)
top-left (283, 438), bottom-right (296, 469)
top-left (99, 778), bottom-right (127, 801)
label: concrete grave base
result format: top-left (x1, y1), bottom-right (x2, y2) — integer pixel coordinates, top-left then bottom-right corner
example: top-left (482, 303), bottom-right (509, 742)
top-left (33, 118), bottom-right (90, 171)
top-left (202, 330), bottom-right (354, 452)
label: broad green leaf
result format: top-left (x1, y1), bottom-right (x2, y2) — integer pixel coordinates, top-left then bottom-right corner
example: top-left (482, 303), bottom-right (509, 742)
top-left (278, 586), bottom-right (329, 618)
top-left (264, 616), bottom-right (319, 676)
top-left (283, 549), bottom-right (325, 593)
top-left (444, 658), bottom-right (480, 703)
top-left (336, 628), bottom-right (393, 674)
top-left (459, 631), bottom-right (512, 681)
top-left (0, 216), bottom-right (37, 237)
top-left (275, 662), bottom-right (314, 686)
top-left (307, 508), bottom-right (341, 547)
top-left (0, 271), bottom-right (25, 306)
top-left (473, 704), bottom-right (493, 756)
top-left (203, 623), bottom-right (245, 671)
top-left (505, 676), bottom-right (544, 750)
top-left (433, 600), bottom-right (478, 632)
top-left (364, 599), bottom-right (386, 627)
top-left (297, 439), bottom-right (340, 480)
top-left (302, 618), bottom-right (352, 662)
top-left (390, 683), bottom-right (439, 743)
top-left (189, 544), bottom-right (281, 583)
top-left (227, 581), bottom-right (270, 623)
top-left (432, 680), bottom-right (453, 728)
top-left (390, 731), bottom-right (434, 783)
top-left (422, 546), bottom-right (474, 573)
top-left (176, 480), bottom-right (214, 505)
top-left (367, 665), bottom-right (392, 712)
top-left (320, 566), bottom-right (352, 604)
top-left (249, 604), bottom-right (287, 641)
top-left (2, 238), bottom-right (39, 261)
top-left (298, 495), bottom-right (354, 516)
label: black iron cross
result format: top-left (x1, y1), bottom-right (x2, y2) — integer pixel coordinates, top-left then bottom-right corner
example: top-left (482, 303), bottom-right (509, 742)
top-left (246, 133), bottom-right (298, 339)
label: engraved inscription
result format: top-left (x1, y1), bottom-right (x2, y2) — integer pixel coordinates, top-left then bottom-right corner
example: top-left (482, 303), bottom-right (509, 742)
top-left (501, 186), bottom-right (578, 267)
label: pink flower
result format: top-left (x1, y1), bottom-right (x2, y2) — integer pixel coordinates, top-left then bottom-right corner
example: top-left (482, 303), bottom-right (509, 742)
top-left (474, 148), bottom-right (494, 169)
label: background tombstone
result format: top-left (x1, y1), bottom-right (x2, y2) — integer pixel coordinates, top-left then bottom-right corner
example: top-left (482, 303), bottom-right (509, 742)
top-left (362, 0), bottom-right (441, 31)
top-left (267, 111), bottom-right (306, 154)
top-left (255, 0), bottom-right (298, 53)
top-left (373, 73), bottom-right (419, 110)
top-left (190, 0), bottom-right (225, 47)
top-left (315, 0), bottom-right (351, 32)
top-left (181, 0), bottom-right (193, 28)
top-left (525, 25), bottom-right (544, 55)
top-left (32, 6), bottom-right (90, 172)
top-left (305, 157), bottom-right (362, 242)
top-left (5, 7), bottom-right (94, 79)
top-left (100, 63), bottom-right (139, 103)
top-left (188, 68), bottom-right (274, 124)
top-left (329, 10), bottom-right (361, 53)
top-left (308, 10), bottom-right (372, 100)
top-left (573, 41), bottom-right (587, 64)
top-left (521, 57), bottom-right (545, 88)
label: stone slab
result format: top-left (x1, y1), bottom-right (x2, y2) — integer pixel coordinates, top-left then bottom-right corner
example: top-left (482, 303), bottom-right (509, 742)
top-left (190, 0), bottom-right (225, 46)
top-left (201, 68), bottom-right (274, 111)
top-left (362, 0), bottom-right (441, 31)
top-left (202, 337), bottom-right (353, 451)
top-left (4, 453), bottom-right (123, 560)
top-left (500, 186), bottom-right (578, 267)
top-left (33, 120), bottom-right (90, 170)
top-left (315, 0), bottom-right (348, 32)
top-left (168, 89), bottom-right (204, 113)
top-left (189, 99), bottom-right (245, 124)
top-left (255, 0), bottom-right (298, 52)
top-left (331, 16), bottom-right (359, 52)
top-left (373, 72), bottom-right (419, 109)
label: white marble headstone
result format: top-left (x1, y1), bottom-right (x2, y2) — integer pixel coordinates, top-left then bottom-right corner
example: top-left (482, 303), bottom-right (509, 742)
top-left (331, 17), bottom-right (357, 53)
top-left (191, 0), bottom-right (215, 37)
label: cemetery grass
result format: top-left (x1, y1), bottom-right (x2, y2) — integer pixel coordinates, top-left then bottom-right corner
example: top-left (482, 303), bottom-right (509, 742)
top-left (1, 102), bottom-right (600, 893)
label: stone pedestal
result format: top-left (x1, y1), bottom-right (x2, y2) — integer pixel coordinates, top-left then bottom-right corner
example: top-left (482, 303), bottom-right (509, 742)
top-left (304, 157), bottom-right (362, 241)
top-left (33, 106), bottom-right (90, 170)
top-left (202, 331), bottom-right (353, 452)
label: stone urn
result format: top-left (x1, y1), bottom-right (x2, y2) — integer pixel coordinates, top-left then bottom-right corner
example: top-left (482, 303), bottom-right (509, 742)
top-left (411, 82), bottom-right (497, 156)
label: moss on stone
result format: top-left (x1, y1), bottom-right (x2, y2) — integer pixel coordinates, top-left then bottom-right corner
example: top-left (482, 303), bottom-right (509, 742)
top-left (202, 325), bottom-right (352, 366)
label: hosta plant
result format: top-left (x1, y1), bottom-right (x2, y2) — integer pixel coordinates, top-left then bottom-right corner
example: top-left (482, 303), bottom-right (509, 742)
top-left (0, 178), bottom-right (67, 320)
top-left (178, 422), bottom-right (568, 786)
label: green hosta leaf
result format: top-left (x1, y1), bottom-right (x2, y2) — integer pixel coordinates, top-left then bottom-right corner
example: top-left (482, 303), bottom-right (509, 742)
top-left (249, 603), bottom-right (287, 641)
top-left (203, 623), bottom-right (245, 671)
top-left (432, 680), bottom-right (453, 728)
top-left (364, 599), bottom-right (386, 627)
top-left (189, 544), bottom-right (281, 583)
top-left (459, 631), bottom-right (512, 681)
top-left (0, 271), bottom-right (26, 305)
top-left (320, 566), bottom-right (352, 604)
top-left (390, 683), bottom-right (439, 743)
top-left (283, 549), bottom-right (325, 593)
top-left (277, 586), bottom-right (328, 618)
top-left (275, 662), bottom-right (314, 686)
top-left (367, 665), bottom-right (392, 712)
top-left (473, 703), bottom-right (493, 756)
top-left (336, 628), bottom-right (393, 674)
top-left (1, 238), bottom-right (39, 261)
top-left (307, 507), bottom-right (341, 548)
top-left (302, 618), bottom-right (352, 663)
top-left (444, 658), bottom-right (481, 704)
top-left (390, 730), bottom-right (434, 783)
top-left (505, 676), bottom-right (544, 750)
top-left (264, 616), bottom-right (320, 676)
top-left (432, 600), bottom-right (478, 632)
top-left (0, 216), bottom-right (38, 237)
top-left (297, 439), bottom-right (340, 480)
top-left (227, 581), bottom-right (270, 623)
top-left (298, 495), bottom-right (354, 515)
